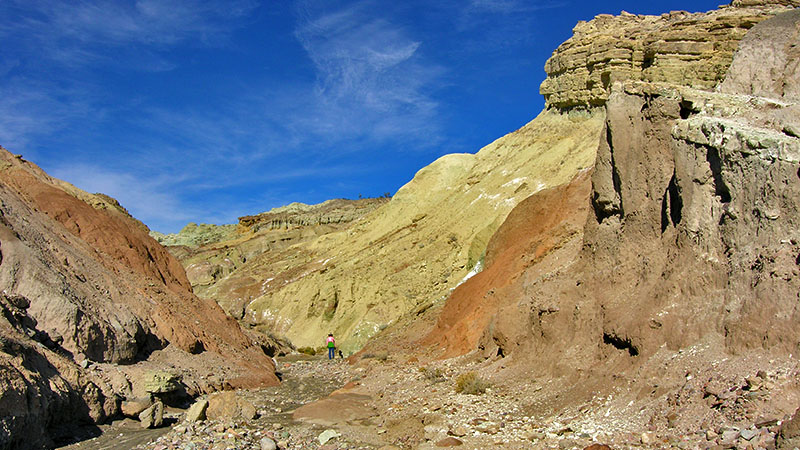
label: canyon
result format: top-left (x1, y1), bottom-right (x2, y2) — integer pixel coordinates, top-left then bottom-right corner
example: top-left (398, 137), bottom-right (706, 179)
top-left (2, 0), bottom-right (800, 448)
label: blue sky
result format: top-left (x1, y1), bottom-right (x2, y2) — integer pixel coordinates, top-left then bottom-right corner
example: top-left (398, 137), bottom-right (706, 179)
top-left (1, 0), bottom-right (722, 233)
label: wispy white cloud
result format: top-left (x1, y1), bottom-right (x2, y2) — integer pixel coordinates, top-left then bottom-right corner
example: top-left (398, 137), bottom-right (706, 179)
top-left (0, 78), bottom-right (95, 152)
top-left (1, 0), bottom-right (257, 48)
top-left (282, 0), bottom-right (444, 148)
top-left (49, 163), bottom-right (199, 230)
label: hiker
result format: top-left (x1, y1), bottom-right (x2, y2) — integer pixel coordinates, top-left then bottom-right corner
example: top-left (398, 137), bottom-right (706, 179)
top-left (326, 333), bottom-right (335, 360)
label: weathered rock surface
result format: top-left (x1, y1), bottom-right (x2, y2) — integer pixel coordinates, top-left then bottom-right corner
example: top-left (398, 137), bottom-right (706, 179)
top-left (138, 401), bottom-right (164, 429)
top-left (0, 293), bottom-right (116, 449)
top-left (155, 198), bottom-right (387, 320)
top-left (420, 0), bottom-right (800, 405)
top-left (143, 370), bottom-right (181, 394)
top-left (540, 0), bottom-right (798, 109)
top-left (720, 8), bottom-right (800, 100)
top-left (0, 148), bottom-right (279, 446)
top-left (206, 391), bottom-right (258, 421)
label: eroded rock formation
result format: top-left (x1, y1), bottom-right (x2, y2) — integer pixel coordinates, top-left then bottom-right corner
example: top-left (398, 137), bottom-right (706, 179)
top-left (424, 0), bottom-right (800, 380)
top-left (0, 149), bottom-right (280, 447)
top-left (540, 0), bottom-right (800, 108)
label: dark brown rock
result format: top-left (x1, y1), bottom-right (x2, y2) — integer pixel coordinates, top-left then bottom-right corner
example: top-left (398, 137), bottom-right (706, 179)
top-left (121, 398), bottom-right (152, 418)
top-left (777, 407), bottom-right (800, 449)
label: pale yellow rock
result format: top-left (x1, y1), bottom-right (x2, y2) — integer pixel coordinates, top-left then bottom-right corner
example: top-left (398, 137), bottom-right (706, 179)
top-left (540, 2), bottom-right (797, 109)
top-left (242, 108), bottom-right (604, 352)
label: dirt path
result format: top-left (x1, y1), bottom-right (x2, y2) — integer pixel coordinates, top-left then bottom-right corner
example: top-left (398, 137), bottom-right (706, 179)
top-left (58, 349), bottom-right (800, 449)
top-left (58, 355), bottom-right (373, 450)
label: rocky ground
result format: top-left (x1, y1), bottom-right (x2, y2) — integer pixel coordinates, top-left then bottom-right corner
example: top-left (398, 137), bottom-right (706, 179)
top-left (57, 344), bottom-right (800, 450)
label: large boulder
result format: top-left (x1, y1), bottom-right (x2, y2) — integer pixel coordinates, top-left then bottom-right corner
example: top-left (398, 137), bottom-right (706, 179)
top-left (206, 391), bottom-right (258, 421)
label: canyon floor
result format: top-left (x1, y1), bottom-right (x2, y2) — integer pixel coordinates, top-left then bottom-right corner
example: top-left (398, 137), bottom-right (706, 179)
top-left (57, 341), bottom-right (800, 450)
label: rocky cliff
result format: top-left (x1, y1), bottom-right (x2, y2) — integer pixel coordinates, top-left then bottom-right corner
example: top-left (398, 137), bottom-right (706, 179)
top-left (0, 149), bottom-right (280, 448)
top-left (540, 1), bottom-right (799, 108)
top-left (397, 0), bottom-right (800, 441)
top-left (234, 110), bottom-right (602, 352)
top-left (154, 198), bottom-right (388, 314)
top-left (428, 0), bottom-right (800, 364)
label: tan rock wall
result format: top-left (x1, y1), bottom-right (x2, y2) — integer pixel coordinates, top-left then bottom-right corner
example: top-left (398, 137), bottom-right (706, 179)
top-left (540, 2), bottom-right (799, 109)
top-left (243, 109), bottom-right (604, 352)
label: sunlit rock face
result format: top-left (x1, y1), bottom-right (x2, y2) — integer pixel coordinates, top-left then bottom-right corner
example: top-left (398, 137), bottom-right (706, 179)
top-left (540, 0), bottom-right (800, 109)
top-left (422, 2), bottom-right (800, 377)
top-left (0, 148), bottom-right (279, 447)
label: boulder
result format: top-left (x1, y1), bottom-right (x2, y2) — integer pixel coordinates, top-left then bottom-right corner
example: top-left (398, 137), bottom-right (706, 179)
top-left (206, 391), bottom-right (257, 421)
top-left (121, 398), bottom-right (152, 418)
top-left (143, 370), bottom-right (181, 394)
top-left (185, 398), bottom-right (209, 422)
top-left (139, 401), bottom-right (164, 429)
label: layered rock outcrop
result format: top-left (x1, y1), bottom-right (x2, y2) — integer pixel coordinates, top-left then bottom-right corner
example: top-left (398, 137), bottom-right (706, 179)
top-left (0, 149), bottom-right (279, 447)
top-left (155, 198), bottom-right (387, 311)
top-left (425, 2), bottom-right (800, 375)
top-left (540, 0), bottom-right (800, 109)
top-left (237, 109), bottom-right (603, 352)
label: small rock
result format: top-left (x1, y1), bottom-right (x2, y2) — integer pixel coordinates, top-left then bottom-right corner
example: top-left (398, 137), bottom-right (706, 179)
top-left (527, 431), bottom-right (546, 441)
top-left (475, 421), bottom-right (500, 434)
top-left (139, 401), bottom-right (164, 429)
top-left (260, 437), bottom-right (277, 450)
top-left (435, 437), bottom-right (463, 447)
top-left (740, 428), bottom-right (757, 441)
top-left (719, 429), bottom-right (740, 447)
top-left (449, 425), bottom-right (468, 437)
top-left (756, 417), bottom-right (780, 428)
top-left (273, 423), bottom-right (283, 430)
top-left (666, 411), bottom-right (679, 428)
top-left (560, 439), bottom-right (581, 449)
top-left (584, 445), bottom-right (612, 450)
top-left (318, 429), bottom-right (340, 445)
top-left (641, 432), bottom-right (656, 445)
top-left (186, 399), bottom-right (209, 422)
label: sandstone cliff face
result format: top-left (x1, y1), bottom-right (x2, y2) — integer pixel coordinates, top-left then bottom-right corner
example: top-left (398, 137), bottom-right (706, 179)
top-left (163, 113), bottom-right (602, 353)
top-left (540, 1), bottom-right (800, 109)
top-left (0, 149), bottom-right (279, 447)
top-left (239, 109), bottom-right (603, 352)
top-left (424, 2), bottom-right (800, 377)
top-left (155, 198), bottom-right (388, 316)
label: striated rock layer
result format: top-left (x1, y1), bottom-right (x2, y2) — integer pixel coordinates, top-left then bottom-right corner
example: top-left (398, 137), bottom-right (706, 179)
top-left (155, 198), bottom-right (388, 318)
top-left (540, 0), bottom-right (800, 108)
top-left (0, 149), bottom-right (279, 448)
top-left (412, 0), bottom-right (800, 420)
top-left (238, 108), bottom-right (603, 352)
